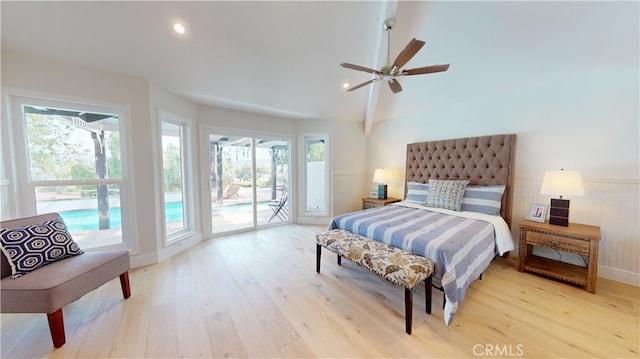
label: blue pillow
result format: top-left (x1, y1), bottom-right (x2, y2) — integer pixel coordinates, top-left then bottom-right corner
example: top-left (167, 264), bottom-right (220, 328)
top-left (405, 181), bottom-right (430, 203)
top-left (0, 219), bottom-right (83, 278)
top-left (460, 185), bottom-right (506, 216)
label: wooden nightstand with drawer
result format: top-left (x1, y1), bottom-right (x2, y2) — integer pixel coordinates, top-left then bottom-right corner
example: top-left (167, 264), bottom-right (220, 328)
top-left (518, 220), bottom-right (601, 293)
top-left (362, 197), bottom-right (401, 209)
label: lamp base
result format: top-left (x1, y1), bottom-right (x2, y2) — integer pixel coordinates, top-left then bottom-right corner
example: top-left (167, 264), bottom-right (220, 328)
top-left (549, 198), bottom-right (570, 226)
top-left (377, 184), bottom-right (387, 200)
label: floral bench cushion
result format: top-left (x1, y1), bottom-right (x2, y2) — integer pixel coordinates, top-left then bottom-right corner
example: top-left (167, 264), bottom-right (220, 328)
top-left (316, 229), bottom-right (434, 289)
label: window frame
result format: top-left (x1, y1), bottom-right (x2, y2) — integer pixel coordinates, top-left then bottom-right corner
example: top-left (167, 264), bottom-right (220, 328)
top-left (157, 110), bottom-right (197, 244)
top-left (4, 93), bottom-right (134, 251)
top-left (300, 133), bottom-right (330, 217)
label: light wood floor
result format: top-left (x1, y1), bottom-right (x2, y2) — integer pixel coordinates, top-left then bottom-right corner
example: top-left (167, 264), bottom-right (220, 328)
top-left (2, 224), bottom-right (638, 358)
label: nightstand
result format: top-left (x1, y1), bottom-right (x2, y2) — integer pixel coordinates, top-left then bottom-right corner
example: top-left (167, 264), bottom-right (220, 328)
top-left (518, 220), bottom-right (601, 293)
top-left (362, 197), bottom-right (401, 209)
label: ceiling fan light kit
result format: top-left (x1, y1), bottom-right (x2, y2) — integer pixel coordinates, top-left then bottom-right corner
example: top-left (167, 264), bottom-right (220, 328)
top-left (341, 18), bottom-right (449, 94)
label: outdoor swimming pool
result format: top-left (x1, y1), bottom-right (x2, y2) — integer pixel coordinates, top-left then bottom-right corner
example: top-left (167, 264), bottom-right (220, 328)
top-left (59, 201), bottom-right (270, 232)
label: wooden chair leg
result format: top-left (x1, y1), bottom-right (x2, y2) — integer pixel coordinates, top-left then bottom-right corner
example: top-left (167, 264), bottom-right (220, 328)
top-left (405, 287), bottom-right (413, 335)
top-left (47, 309), bottom-right (65, 348)
top-left (316, 244), bottom-right (322, 273)
top-left (120, 272), bottom-right (131, 299)
top-left (425, 276), bottom-right (432, 314)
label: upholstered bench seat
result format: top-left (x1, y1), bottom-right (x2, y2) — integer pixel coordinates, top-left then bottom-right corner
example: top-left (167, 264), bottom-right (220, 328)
top-left (316, 229), bottom-right (434, 334)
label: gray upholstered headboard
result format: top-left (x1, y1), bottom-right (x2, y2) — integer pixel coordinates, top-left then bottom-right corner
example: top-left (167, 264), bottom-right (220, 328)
top-left (405, 134), bottom-right (517, 228)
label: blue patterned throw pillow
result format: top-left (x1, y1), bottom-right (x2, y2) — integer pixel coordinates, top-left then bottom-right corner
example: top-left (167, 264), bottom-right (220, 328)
top-left (424, 179), bottom-right (470, 211)
top-left (0, 219), bottom-right (83, 278)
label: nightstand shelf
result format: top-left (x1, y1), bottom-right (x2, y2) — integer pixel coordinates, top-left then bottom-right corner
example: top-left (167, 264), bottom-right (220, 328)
top-left (518, 220), bottom-right (600, 293)
top-left (362, 197), bottom-right (400, 209)
top-left (523, 255), bottom-right (587, 286)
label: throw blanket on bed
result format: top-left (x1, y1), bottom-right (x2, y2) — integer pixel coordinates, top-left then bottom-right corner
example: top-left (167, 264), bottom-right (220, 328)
top-left (329, 201), bottom-right (514, 325)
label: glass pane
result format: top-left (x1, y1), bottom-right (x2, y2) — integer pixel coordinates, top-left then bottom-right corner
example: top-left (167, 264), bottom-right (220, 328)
top-left (36, 184), bottom-right (122, 249)
top-left (161, 122), bottom-right (185, 235)
top-left (209, 134), bottom-right (254, 233)
top-left (24, 104), bottom-right (123, 249)
top-left (306, 136), bottom-right (326, 213)
top-left (24, 105), bottom-right (121, 181)
top-left (256, 138), bottom-right (289, 226)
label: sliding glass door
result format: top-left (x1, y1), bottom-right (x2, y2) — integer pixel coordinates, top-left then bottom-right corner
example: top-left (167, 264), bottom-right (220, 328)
top-left (206, 132), bottom-right (290, 235)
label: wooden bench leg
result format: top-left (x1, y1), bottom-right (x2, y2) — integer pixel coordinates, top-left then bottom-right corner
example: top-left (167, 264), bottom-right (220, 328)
top-left (425, 275), bottom-right (432, 314)
top-left (405, 287), bottom-right (413, 335)
top-left (120, 272), bottom-right (131, 299)
top-left (316, 244), bottom-right (322, 273)
top-left (47, 309), bottom-right (65, 348)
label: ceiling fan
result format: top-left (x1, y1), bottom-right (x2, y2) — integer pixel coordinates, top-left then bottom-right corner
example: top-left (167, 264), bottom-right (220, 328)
top-left (341, 18), bottom-right (449, 94)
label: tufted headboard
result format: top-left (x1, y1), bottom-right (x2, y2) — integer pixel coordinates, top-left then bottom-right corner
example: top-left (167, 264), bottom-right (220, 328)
top-left (405, 134), bottom-right (517, 228)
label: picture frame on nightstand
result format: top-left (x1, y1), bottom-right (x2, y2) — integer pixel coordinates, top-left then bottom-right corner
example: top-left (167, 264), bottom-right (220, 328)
top-left (527, 203), bottom-right (548, 223)
top-left (369, 191), bottom-right (377, 197)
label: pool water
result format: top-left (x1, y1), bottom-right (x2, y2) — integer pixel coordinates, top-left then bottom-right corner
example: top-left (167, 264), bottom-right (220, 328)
top-left (59, 201), bottom-right (269, 232)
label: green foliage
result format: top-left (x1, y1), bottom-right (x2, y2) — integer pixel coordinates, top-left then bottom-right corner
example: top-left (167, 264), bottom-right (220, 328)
top-left (26, 114), bottom-right (89, 181)
top-left (162, 141), bottom-right (182, 192)
top-left (106, 132), bottom-right (122, 179)
top-left (307, 142), bottom-right (324, 162)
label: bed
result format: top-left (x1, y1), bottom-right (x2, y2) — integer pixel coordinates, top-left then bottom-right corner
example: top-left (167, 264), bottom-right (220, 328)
top-left (329, 133), bottom-right (517, 325)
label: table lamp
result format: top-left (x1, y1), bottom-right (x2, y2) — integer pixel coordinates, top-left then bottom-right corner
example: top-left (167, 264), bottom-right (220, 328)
top-left (540, 169), bottom-right (584, 226)
top-left (373, 168), bottom-right (387, 199)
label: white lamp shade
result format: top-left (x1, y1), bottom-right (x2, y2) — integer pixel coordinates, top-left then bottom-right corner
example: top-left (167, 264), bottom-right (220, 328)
top-left (540, 170), bottom-right (585, 197)
top-left (373, 168), bottom-right (386, 184)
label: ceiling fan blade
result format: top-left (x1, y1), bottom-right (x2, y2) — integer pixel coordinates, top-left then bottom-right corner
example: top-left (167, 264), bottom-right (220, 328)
top-left (346, 78), bottom-right (377, 92)
top-left (340, 62), bottom-right (381, 75)
top-left (401, 64), bottom-right (450, 75)
top-left (392, 38), bottom-right (426, 69)
top-left (388, 79), bottom-right (402, 93)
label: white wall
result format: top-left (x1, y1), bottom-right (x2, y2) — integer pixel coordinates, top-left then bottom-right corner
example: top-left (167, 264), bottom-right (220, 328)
top-left (1, 51), bottom-right (164, 266)
top-left (367, 62), bottom-right (639, 286)
top-left (330, 120), bottom-right (369, 216)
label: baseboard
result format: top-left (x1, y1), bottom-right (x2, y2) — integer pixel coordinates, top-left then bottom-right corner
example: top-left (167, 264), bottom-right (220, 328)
top-left (598, 265), bottom-right (640, 287)
top-left (129, 232), bottom-right (203, 268)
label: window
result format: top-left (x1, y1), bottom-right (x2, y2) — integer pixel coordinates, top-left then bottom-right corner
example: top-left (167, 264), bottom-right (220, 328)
top-left (303, 134), bottom-right (329, 216)
top-left (159, 111), bottom-right (195, 243)
top-left (7, 96), bottom-right (130, 250)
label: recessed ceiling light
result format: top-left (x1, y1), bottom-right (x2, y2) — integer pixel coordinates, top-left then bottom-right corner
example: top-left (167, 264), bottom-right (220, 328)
top-left (342, 82), bottom-right (350, 89)
top-left (173, 23), bottom-right (186, 34)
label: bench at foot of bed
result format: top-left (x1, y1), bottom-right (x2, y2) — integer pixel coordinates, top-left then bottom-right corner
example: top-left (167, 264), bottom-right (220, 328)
top-left (316, 229), bottom-right (434, 334)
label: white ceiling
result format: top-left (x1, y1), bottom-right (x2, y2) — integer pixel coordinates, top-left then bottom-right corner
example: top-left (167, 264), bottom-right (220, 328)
top-left (2, 1), bottom-right (637, 129)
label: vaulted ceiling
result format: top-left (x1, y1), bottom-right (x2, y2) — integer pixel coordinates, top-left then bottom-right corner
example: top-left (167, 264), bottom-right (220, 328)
top-left (2, 1), bottom-right (637, 133)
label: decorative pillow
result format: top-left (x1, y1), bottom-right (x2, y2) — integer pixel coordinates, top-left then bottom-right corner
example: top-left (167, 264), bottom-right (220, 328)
top-left (461, 185), bottom-right (506, 216)
top-left (0, 219), bottom-right (83, 278)
top-left (424, 179), bottom-right (469, 211)
top-left (405, 181), bottom-right (430, 204)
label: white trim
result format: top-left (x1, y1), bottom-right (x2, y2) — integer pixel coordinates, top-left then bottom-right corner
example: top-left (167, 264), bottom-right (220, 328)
top-left (157, 110), bottom-right (197, 246)
top-left (598, 265), bottom-right (640, 287)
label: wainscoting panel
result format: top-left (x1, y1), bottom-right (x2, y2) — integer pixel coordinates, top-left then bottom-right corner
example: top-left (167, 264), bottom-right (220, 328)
top-left (512, 177), bottom-right (639, 286)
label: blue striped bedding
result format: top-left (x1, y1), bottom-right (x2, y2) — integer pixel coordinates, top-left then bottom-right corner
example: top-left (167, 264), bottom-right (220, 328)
top-left (329, 201), bottom-right (514, 325)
